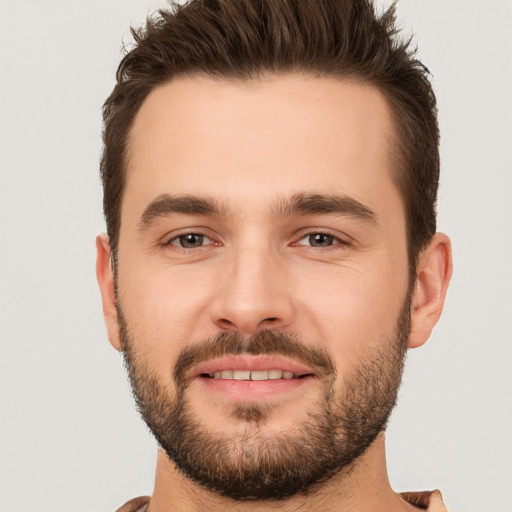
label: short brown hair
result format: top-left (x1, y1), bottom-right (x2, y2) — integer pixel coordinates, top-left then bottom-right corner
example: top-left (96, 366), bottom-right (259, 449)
top-left (101, 0), bottom-right (439, 274)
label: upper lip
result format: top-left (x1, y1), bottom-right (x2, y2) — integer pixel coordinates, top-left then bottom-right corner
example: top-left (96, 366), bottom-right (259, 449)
top-left (192, 355), bottom-right (316, 378)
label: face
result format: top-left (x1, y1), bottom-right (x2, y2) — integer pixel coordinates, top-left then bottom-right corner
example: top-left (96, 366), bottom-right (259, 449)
top-left (103, 75), bottom-right (417, 499)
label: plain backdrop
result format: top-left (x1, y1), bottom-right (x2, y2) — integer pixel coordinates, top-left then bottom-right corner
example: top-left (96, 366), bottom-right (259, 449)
top-left (1, 1), bottom-right (511, 511)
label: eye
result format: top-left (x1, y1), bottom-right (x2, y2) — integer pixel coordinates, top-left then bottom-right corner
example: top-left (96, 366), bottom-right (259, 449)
top-left (296, 232), bottom-right (344, 248)
top-left (168, 233), bottom-right (212, 249)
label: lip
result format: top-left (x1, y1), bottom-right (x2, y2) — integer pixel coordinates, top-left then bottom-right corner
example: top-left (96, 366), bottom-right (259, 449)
top-left (192, 355), bottom-right (316, 378)
top-left (199, 375), bottom-right (315, 400)
top-left (191, 355), bottom-right (317, 401)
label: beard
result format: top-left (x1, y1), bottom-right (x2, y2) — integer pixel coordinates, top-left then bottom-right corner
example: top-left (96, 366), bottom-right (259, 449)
top-left (118, 296), bottom-right (411, 501)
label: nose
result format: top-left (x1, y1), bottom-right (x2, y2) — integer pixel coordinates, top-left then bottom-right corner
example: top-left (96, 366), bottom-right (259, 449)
top-left (209, 246), bottom-right (295, 336)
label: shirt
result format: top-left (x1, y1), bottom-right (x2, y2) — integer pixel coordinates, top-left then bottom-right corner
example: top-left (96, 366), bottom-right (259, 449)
top-left (115, 490), bottom-right (448, 511)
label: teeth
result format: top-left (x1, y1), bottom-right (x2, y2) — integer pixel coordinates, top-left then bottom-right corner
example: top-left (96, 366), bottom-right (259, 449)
top-left (233, 370), bottom-right (251, 380)
top-left (210, 369), bottom-right (297, 380)
top-left (250, 370), bottom-right (269, 381)
top-left (268, 369), bottom-right (283, 379)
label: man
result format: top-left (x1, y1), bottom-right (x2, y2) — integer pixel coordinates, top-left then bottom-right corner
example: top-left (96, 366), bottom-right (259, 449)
top-left (96, 0), bottom-right (452, 510)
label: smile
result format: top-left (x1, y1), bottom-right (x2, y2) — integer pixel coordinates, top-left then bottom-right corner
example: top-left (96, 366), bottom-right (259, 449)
top-left (192, 355), bottom-right (317, 400)
top-left (204, 369), bottom-right (309, 380)
top-left (193, 355), bottom-right (316, 380)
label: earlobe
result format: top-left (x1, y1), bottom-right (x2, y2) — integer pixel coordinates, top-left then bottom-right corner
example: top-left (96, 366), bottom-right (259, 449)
top-left (408, 233), bottom-right (453, 349)
top-left (95, 234), bottom-right (122, 351)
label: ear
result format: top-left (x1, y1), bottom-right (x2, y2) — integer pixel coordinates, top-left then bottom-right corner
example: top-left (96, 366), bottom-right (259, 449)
top-left (96, 234), bottom-right (122, 351)
top-left (408, 233), bottom-right (453, 349)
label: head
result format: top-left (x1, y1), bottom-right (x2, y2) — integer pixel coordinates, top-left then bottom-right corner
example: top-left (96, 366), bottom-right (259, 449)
top-left (101, 0), bottom-right (440, 277)
top-left (97, 0), bottom-right (452, 502)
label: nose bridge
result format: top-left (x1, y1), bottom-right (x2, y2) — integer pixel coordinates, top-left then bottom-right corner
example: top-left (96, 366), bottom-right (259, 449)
top-left (211, 240), bottom-right (293, 335)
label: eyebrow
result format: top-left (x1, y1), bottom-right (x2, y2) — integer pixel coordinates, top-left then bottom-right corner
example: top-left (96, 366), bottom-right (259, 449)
top-left (138, 192), bottom-right (376, 230)
top-left (139, 194), bottom-right (227, 229)
top-left (272, 193), bottom-right (376, 223)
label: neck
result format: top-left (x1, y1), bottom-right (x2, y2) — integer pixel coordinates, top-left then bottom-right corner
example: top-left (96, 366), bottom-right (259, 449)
top-left (148, 434), bottom-right (417, 512)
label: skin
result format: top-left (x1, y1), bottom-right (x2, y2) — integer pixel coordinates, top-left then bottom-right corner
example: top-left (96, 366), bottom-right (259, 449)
top-left (96, 74), bottom-right (452, 511)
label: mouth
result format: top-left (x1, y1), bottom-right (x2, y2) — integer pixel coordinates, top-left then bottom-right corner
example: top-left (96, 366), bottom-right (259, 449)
top-left (191, 355), bottom-right (317, 400)
top-left (203, 369), bottom-right (311, 380)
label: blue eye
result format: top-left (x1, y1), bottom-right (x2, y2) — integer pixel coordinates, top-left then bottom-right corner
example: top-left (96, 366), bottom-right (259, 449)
top-left (170, 233), bottom-right (209, 248)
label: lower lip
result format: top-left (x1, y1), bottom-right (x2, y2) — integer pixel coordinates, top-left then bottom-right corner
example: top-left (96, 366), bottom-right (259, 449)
top-left (198, 376), bottom-right (314, 400)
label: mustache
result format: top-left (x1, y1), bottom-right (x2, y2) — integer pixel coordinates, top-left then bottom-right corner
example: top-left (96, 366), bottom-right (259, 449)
top-left (173, 329), bottom-right (336, 390)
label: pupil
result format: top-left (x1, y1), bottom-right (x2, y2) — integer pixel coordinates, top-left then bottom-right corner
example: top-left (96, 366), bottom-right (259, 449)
top-left (310, 233), bottom-right (332, 247)
top-left (181, 234), bottom-right (203, 248)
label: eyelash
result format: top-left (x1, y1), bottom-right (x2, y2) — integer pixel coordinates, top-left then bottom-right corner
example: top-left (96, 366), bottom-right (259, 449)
top-left (294, 230), bottom-right (351, 249)
top-left (162, 230), bottom-right (350, 251)
top-left (164, 232), bottom-right (217, 250)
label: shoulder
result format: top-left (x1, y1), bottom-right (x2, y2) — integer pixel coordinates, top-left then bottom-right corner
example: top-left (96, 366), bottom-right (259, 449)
top-left (115, 496), bottom-right (151, 512)
top-left (400, 490), bottom-right (449, 512)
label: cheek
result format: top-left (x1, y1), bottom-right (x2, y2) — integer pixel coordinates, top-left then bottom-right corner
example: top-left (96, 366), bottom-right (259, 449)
top-left (293, 261), bottom-right (408, 371)
top-left (117, 263), bottom-right (217, 371)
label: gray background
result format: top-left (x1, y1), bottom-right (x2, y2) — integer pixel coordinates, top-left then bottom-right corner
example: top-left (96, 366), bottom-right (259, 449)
top-left (1, 1), bottom-right (511, 511)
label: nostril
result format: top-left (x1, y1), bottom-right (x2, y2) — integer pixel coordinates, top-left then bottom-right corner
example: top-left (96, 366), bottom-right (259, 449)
top-left (219, 318), bottom-right (236, 328)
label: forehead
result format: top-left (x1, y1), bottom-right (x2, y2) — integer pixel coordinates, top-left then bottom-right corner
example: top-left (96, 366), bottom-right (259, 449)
top-left (124, 74), bottom-right (400, 218)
